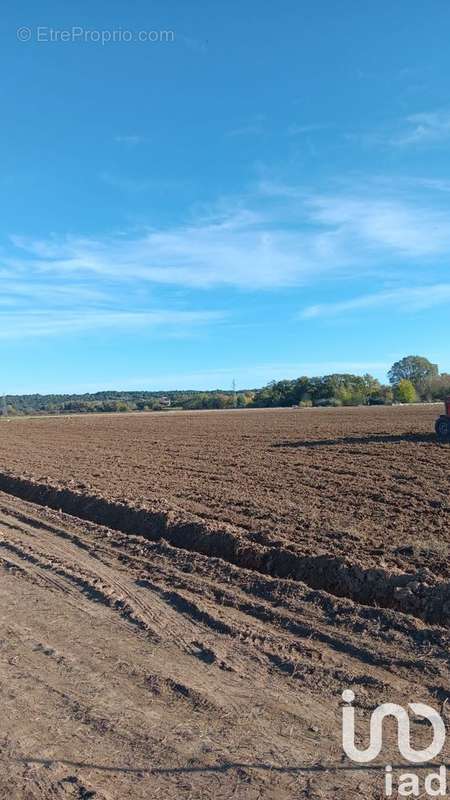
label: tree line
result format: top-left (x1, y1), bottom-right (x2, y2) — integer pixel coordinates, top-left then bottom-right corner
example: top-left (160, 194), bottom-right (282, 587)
top-left (1, 389), bottom-right (254, 416)
top-left (1, 356), bottom-right (448, 416)
top-left (251, 356), bottom-right (450, 408)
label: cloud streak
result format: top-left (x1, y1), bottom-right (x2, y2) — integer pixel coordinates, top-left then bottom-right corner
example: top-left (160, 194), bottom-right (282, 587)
top-left (10, 182), bottom-right (450, 291)
top-left (393, 111), bottom-right (450, 147)
top-left (0, 309), bottom-right (225, 340)
top-left (4, 176), bottom-right (450, 338)
top-left (300, 284), bottom-right (450, 319)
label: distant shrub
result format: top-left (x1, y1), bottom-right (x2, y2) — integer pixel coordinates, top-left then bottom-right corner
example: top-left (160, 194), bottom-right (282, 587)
top-left (395, 379), bottom-right (417, 404)
top-left (298, 399), bottom-right (313, 407)
top-left (314, 398), bottom-right (342, 407)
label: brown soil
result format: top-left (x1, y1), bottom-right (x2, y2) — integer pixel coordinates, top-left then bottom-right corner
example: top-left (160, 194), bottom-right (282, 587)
top-left (0, 405), bottom-right (448, 577)
top-left (0, 405), bottom-right (448, 798)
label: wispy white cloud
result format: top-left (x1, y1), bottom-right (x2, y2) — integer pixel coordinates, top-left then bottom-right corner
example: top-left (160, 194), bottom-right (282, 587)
top-left (0, 279), bottom-right (107, 305)
top-left (12, 183), bottom-right (450, 292)
top-left (392, 111), bottom-right (450, 146)
top-left (5, 176), bottom-right (450, 339)
top-left (300, 284), bottom-right (450, 319)
top-left (0, 309), bottom-right (224, 340)
top-left (349, 109), bottom-right (450, 150)
top-left (306, 193), bottom-right (450, 257)
top-left (9, 219), bottom-right (340, 290)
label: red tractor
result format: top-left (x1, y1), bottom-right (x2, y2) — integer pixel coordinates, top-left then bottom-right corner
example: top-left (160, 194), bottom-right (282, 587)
top-left (435, 397), bottom-right (450, 439)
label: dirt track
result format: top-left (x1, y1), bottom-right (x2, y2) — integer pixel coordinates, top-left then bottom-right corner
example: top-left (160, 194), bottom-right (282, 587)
top-left (1, 492), bottom-right (449, 799)
top-left (0, 406), bottom-right (449, 798)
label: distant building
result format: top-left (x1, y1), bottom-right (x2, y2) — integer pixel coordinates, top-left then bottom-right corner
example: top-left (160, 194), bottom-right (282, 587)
top-left (158, 396), bottom-right (171, 407)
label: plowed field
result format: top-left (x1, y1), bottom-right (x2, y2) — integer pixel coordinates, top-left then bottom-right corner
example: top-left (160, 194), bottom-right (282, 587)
top-left (0, 405), bottom-right (448, 798)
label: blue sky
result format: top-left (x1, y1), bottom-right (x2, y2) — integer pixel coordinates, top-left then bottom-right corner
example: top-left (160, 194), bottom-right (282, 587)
top-left (1, 1), bottom-right (450, 393)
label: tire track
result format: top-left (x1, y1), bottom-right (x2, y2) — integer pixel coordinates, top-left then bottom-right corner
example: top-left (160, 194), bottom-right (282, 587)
top-left (1, 495), bottom-right (445, 696)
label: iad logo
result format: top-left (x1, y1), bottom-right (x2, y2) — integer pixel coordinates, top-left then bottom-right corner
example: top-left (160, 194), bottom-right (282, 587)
top-left (342, 689), bottom-right (446, 764)
top-left (341, 690), bottom-right (447, 797)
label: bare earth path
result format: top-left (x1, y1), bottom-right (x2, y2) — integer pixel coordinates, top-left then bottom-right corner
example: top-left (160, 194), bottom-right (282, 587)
top-left (0, 491), bottom-right (449, 799)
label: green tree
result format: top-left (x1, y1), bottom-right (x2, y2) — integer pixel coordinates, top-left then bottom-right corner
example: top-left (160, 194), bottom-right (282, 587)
top-left (428, 373), bottom-right (450, 401)
top-left (388, 356), bottom-right (438, 398)
top-left (395, 379), bottom-right (417, 404)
